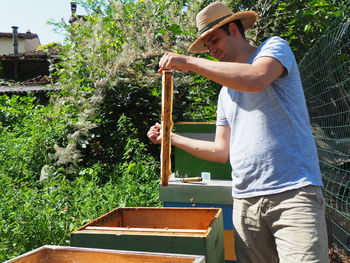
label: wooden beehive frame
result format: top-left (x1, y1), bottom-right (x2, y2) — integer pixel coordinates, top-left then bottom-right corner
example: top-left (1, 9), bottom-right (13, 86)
top-left (161, 70), bottom-right (173, 186)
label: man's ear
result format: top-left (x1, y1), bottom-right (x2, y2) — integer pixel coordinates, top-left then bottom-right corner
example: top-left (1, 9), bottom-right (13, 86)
top-left (228, 22), bottom-right (238, 37)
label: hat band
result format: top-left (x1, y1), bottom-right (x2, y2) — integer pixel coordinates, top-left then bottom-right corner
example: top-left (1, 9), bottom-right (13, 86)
top-left (198, 14), bottom-right (232, 35)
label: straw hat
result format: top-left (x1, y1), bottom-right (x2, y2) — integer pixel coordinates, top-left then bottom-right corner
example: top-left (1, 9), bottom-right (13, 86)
top-left (188, 2), bottom-right (258, 53)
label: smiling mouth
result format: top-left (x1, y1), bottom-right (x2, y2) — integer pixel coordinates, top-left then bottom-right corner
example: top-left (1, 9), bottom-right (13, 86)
top-left (214, 52), bottom-right (223, 60)
top-left (211, 50), bottom-right (219, 57)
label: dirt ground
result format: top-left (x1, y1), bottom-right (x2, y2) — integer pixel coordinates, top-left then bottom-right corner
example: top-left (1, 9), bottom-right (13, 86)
top-left (330, 245), bottom-right (350, 262)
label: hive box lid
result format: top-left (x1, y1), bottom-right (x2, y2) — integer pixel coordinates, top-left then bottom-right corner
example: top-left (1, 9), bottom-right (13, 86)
top-left (5, 245), bottom-right (205, 263)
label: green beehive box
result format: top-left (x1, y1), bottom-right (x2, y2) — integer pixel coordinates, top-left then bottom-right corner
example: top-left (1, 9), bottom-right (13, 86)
top-left (174, 122), bottom-right (231, 180)
top-left (5, 245), bottom-right (205, 263)
top-left (71, 207), bottom-right (225, 263)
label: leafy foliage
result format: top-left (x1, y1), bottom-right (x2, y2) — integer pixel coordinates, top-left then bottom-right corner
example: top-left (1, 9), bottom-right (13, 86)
top-left (0, 111), bottom-right (160, 261)
top-left (224, 0), bottom-right (350, 61)
top-left (0, 94), bottom-right (68, 182)
top-left (48, 0), bottom-right (219, 169)
top-left (0, 164), bottom-right (159, 261)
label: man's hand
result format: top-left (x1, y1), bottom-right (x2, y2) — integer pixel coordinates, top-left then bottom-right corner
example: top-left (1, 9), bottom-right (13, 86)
top-left (147, 122), bottom-right (162, 144)
top-left (158, 52), bottom-right (189, 74)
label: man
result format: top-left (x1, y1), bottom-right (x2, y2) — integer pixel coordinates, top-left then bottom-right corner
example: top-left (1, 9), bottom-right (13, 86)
top-left (147, 2), bottom-right (328, 262)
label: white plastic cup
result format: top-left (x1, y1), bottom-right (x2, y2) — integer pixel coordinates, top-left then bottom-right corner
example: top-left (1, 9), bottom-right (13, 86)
top-left (201, 172), bottom-right (211, 182)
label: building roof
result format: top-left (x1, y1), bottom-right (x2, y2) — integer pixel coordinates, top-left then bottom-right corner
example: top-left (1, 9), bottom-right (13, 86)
top-left (0, 48), bottom-right (60, 83)
top-left (0, 49), bottom-right (59, 61)
top-left (0, 31), bottom-right (39, 40)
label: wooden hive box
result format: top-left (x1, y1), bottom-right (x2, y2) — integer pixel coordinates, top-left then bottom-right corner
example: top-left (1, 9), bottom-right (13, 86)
top-left (5, 245), bottom-right (205, 263)
top-left (71, 207), bottom-right (225, 263)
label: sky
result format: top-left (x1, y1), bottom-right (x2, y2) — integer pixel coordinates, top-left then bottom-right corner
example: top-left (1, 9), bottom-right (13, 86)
top-left (0, 0), bottom-right (88, 45)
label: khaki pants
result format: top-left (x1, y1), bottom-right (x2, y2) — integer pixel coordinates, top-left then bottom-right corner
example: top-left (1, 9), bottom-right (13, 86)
top-left (233, 185), bottom-right (328, 263)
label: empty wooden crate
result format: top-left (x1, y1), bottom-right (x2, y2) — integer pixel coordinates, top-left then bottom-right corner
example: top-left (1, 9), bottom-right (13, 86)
top-left (71, 207), bottom-right (225, 263)
top-left (5, 245), bottom-right (205, 263)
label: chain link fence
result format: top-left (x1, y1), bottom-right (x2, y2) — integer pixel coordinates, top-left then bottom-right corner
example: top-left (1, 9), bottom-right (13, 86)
top-left (299, 20), bottom-right (350, 253)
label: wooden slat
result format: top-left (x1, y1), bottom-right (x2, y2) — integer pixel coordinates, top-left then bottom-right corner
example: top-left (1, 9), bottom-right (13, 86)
top-left (85, 226), bottom-right (206, 233)
top-left (161, 70), bottom-right (173, 186)
top-left (6, 245), bottom-right (204, 263)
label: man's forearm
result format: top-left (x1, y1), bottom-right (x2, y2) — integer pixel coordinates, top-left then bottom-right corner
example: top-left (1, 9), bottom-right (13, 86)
top-left (171, 133), bottom-right (229, 163)
top-left (159, 53), bottom-right (283, 93)
top-left (186, 56), bottom-right (275, 92)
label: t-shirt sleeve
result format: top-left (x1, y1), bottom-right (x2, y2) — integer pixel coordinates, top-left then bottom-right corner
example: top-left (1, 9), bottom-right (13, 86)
top-left (253, 36), bottom-right (295, 78)
top-left (216, 87), bottom-right (229, 126)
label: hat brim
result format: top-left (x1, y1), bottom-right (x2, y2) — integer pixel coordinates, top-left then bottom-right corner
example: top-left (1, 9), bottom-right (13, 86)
top-left (188, 11), bottom-right (258, 53)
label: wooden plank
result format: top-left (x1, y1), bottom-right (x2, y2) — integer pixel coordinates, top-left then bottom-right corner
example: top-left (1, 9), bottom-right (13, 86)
top-left (182, 177), bottom-right (202, 183)
top-left (48, 248), bottom-right (201, 263)
top-left (161, 70), bottom-right (173, 186)
top-left (6, 245), bottom-right (205, 263)
top-left (85, 226), bottom-right (207, 233)
top-left (4, 247), bottom-right (46, 263)
top-left (119, 207), bottom-right (217, 230)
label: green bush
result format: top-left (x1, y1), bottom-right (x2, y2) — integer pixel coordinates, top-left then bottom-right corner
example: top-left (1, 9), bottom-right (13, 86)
top-left (0, 112), bottom-right (160, 261)
top-left (0, 94), bottom-right (69, 182)
top-left (0, 173), bottom-right (159, 261)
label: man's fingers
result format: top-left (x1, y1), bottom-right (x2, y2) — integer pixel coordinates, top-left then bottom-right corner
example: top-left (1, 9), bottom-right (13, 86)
top-left (158, 52), bottom-right (173, 74)
top-left (147, 123), bottom-right (161, 140)
top-left (147, 130), bottom-right (159, 138)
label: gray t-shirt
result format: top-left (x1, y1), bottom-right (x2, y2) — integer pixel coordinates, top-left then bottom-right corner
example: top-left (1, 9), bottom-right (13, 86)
top-left (216, 36), bottom-right (322, 198)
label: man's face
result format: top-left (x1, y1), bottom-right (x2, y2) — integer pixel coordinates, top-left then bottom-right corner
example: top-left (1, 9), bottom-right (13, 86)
top-left (203, 26), bottom-right (237, 62)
